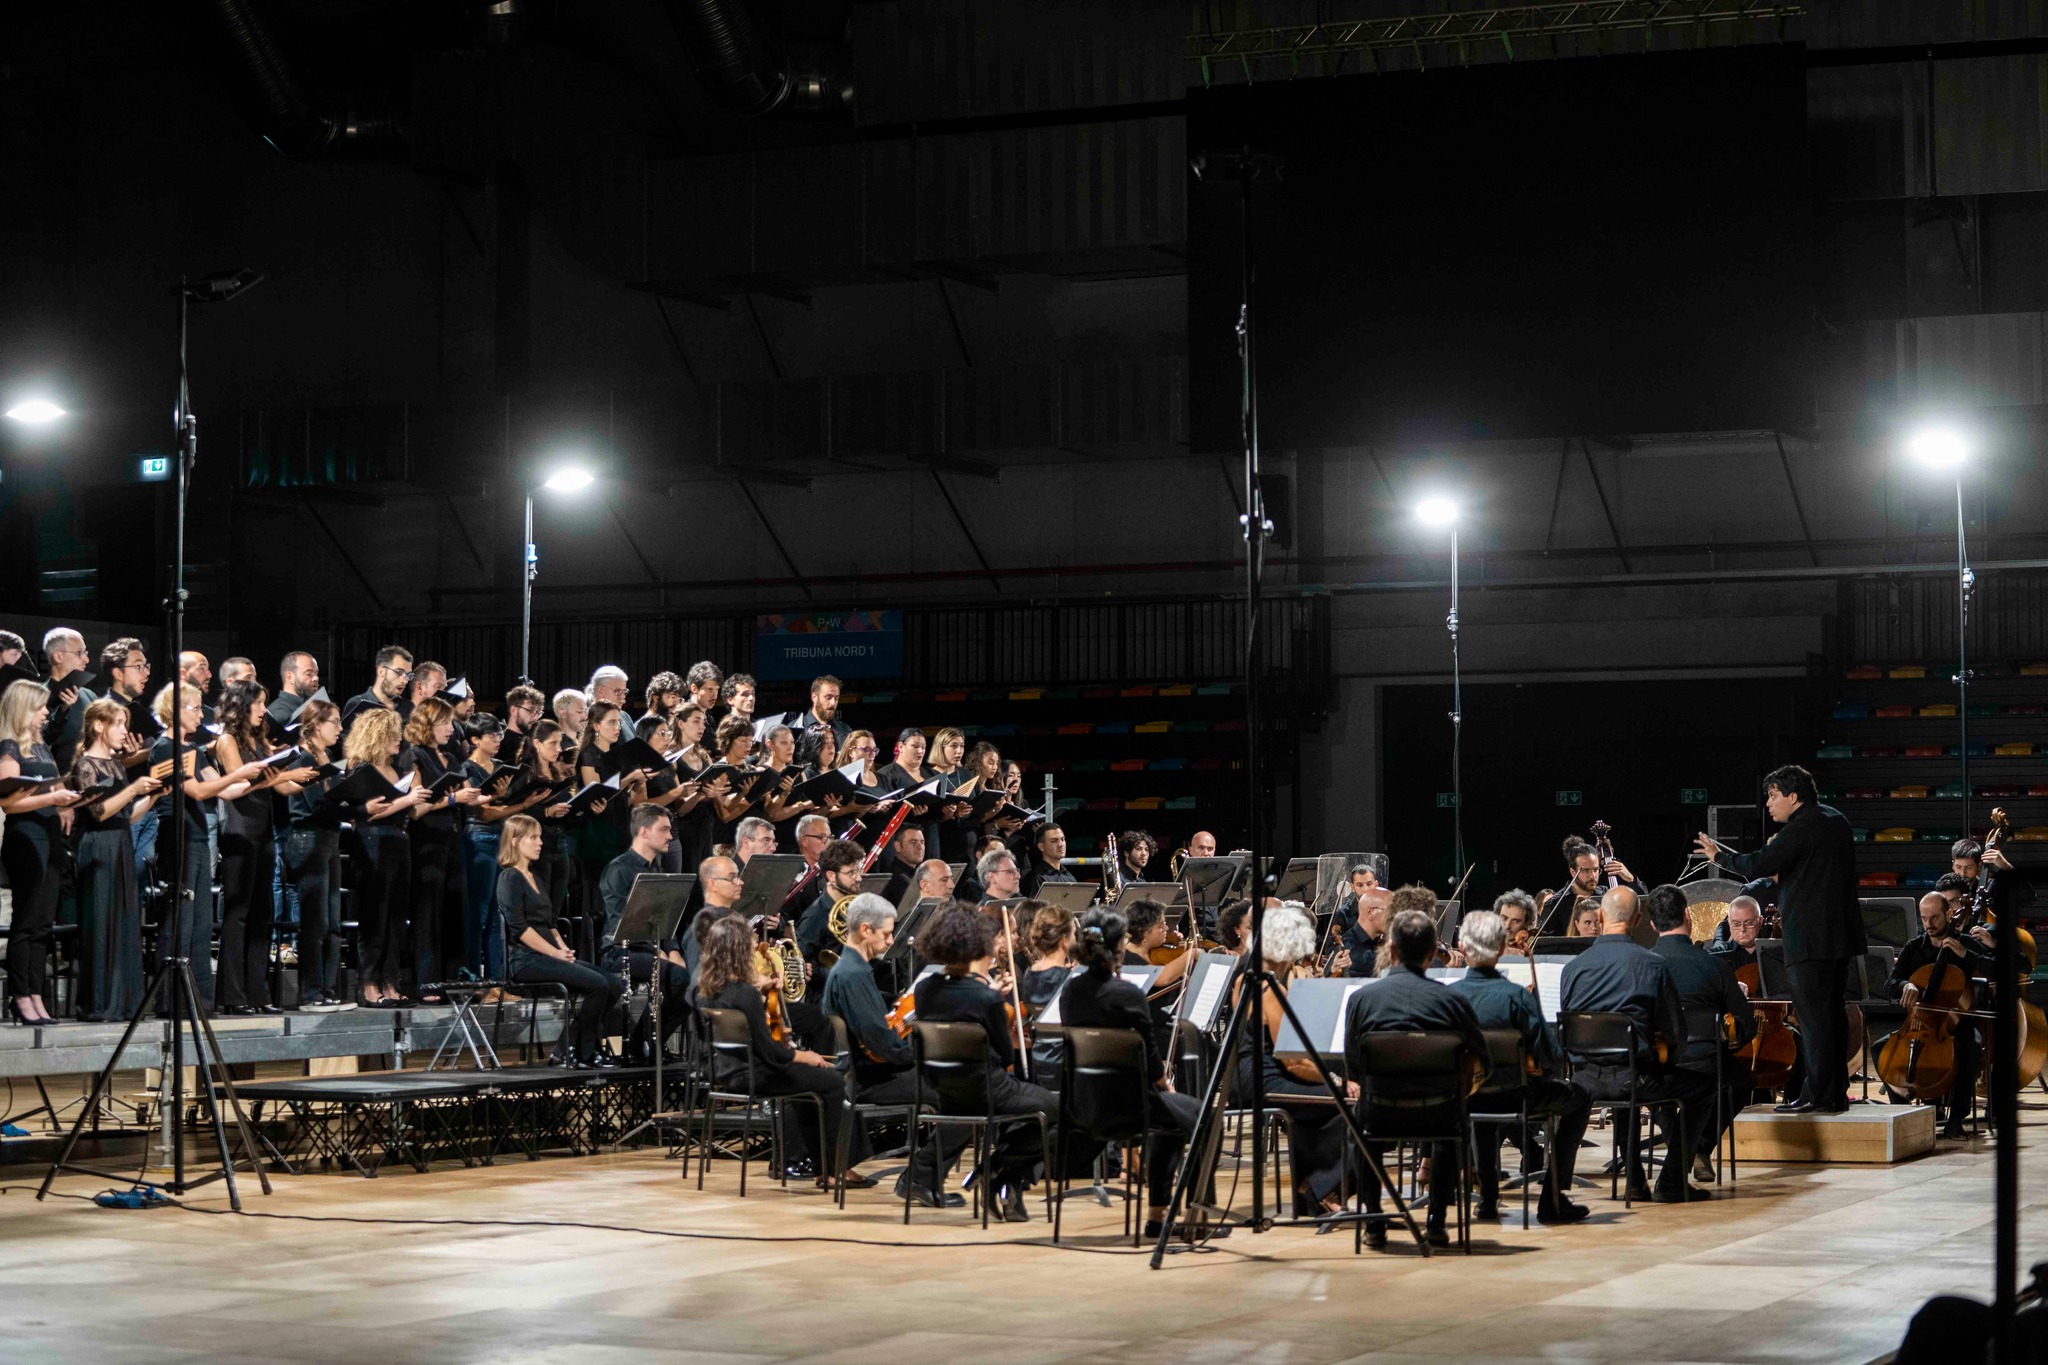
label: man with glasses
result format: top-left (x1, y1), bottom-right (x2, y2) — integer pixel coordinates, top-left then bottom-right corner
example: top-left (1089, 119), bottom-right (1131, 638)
top-left (683, 854), bottom-right (747, 981)
top-left (342, 645), bottom-right (414, 734)
top-left (100, 639), bottom-right (160, 864)
top-left (268, 651), bottom-right (322, 731)
top-left (500, 684), bottom-right (544, 763)
top-left (41, 627), bottom-right (98, 769)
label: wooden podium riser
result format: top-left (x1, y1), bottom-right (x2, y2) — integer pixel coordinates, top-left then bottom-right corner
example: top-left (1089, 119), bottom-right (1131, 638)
top-left (1732, 1103), bottom-right (1936, 1164)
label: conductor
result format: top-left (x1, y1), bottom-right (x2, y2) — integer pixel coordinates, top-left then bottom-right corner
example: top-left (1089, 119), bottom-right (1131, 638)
top-left (1694, 763), bottom-right (1864, 1114)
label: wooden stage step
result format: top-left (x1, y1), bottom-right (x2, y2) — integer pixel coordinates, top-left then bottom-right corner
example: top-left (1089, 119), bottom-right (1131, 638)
top-left (1732, 1101), bottom-right (1935, 1164)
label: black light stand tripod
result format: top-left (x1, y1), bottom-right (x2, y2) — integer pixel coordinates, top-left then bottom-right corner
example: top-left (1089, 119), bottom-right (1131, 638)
top-left (39, 270), bottom-right (272, 1210)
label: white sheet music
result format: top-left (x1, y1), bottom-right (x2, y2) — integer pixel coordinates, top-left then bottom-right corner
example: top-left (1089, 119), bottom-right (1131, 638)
top-left (1188, 965), bottom-right (1231, 1030)
top-left (1331, 982), bottom-right (1366, 1053)
top-left (1120, 968), bottom-right (1153, 988)
top-left (1535, 963), bottom-right (1565, 1021)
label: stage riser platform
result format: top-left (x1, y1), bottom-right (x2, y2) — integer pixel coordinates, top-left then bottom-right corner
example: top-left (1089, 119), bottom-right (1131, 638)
top-left (0, 1002), bottom-right (576, 1079)
top-left (1732, 1102), bottom-right (1935, 1164)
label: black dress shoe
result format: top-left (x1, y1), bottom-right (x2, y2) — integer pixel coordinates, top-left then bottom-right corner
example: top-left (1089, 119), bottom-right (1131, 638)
top-left (1773, 1099), bottom-right (1816, 1114)
top-left (895, 1179), bottom-right (963, 1209)
top-left (1365, 1222), bottom-right (1388, 1249)
top-left (779, 1158), bottom-right (818, 1181)
top-left (1537, 1199), bottom-right (1591, 1225)
top-left (1474, 1202), bottom-right (1501, 1221)
top-left (1423, 1222), bottom-right (1451, 1247)
top-left (1654, 1184), bottom-right (1714, 1203)
top-left (997, 1184), bottom-right (1033, 1223)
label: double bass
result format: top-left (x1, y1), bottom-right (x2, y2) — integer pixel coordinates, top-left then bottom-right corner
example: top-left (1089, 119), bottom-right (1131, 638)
top-left (1957, 809), bottom-right (2048, 1089)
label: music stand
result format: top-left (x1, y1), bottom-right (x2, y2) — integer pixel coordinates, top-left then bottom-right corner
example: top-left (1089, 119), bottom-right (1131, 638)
top-left (1530, 935), bottom-right (1595, 957)
top-left (881, 896), bottom-right (944, 992)
top-left (734, 853), bottom-right (808, 923)
top-left (1174, 952), bottom-right (1240, 1036)
top-left (1113, 881), bottom-right (1185, 911)
top-left (1432, 899), bottom-right (1464, 949)
top-left (1179, 856), bottom-right (1242, 930)
top-left (858, 872), bottom-right (894, 899)
top-left (1270, 857), bottom-right (1322, 907)
top-left (1035, 882), bottom-right (1099, 915)
top-left (611, 873), bottom-right (695, 1145)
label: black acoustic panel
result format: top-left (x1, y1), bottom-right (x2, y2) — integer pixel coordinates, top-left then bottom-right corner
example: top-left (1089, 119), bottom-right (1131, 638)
top-left (1190, 47), bottom-right (1813, 451)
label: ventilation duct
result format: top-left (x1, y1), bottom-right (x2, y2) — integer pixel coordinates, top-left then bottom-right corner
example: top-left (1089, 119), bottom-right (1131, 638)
top-left (193, 0), bottom-right (408, 158)
top-left (665, 0), bottom-right (851, 119)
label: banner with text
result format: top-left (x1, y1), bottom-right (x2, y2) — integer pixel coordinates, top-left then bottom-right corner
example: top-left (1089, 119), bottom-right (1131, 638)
top-left (755, 610), bottom-right (904, 681)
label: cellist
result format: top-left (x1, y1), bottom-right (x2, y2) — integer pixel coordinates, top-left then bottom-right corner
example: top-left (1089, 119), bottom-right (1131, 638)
top-left (1886, 892), bottom-right (1994, 1139)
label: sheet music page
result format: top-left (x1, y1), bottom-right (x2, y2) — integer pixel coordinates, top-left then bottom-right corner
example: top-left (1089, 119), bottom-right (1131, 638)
top-left (1120, 968), bottom-right (1153, 988)
top-left (1188, 965), bottom-right (1230, 1029)
top-left (1497, 962), bottom-right (1533, 989)
top-left (1331, 982), bottom-right (1366, 1052)
top-left (1535, 963), bottom-right (1566, 1021)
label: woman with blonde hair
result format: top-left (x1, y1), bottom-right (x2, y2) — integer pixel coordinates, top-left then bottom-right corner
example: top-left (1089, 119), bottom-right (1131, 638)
top-left (1, 680), bottom-right (84, 1024)
top-left (498, 813), bottom-right (623, 1067)
top-left (69, 699), bottom-right (164, 1020)
top-left (343, 707), bottom-right (431, 1006)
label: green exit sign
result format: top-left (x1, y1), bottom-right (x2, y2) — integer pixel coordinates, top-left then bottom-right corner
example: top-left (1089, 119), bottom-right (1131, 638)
top-left (1681, 788), bottom-right (1710, 805)
top-left (1556, 790), bottom-right (1582, 806)
top-left (137, 456), bottom-right (170, 482)
top-left (1435, 792), bottom-right (1459, 808)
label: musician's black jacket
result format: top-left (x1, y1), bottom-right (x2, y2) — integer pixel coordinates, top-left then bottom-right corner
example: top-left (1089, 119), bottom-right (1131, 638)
top-left (1558, 933), bottom-right (1686, 1071)
top-left (1885, 932), bottom-right (1994, 1001)
top-left (1060, 967), bottom-right (1167, 1084)
top-left (821, 950), bottom-right (910, 1085)
top-left (1540, 873), bottom-right (1645, 934)
top-left (1343, 964), bottom-right (1489, 1102)
top-left (1722, 801), bottom-right (1865, 964)
top-left (1452, 966), bottom-right (1564, 1078)
top-left (1652, 932), bottom-right (1756, 1067)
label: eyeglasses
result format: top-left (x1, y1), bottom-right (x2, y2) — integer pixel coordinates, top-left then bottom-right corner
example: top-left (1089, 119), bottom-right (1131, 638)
top-left (383, 665), bottom-right (414, 680)
top-left (710, 872), bottom-right (743, 883)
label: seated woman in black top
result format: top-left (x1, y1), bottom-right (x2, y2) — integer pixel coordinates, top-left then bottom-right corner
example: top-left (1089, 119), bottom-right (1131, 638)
top-left (694, 912), bottom-right (850, 1186)
top-left (1235, 901), bottom-right (1356, 1219)
top-left (1060, 906), bottom-right (1220, 1238)
top-left (497, 814), bottom-right (624, 1067)
top-left (912, 900), bottom-right (1060, 1223)
top-left (1016, 902), bottom-right (1074, 1084)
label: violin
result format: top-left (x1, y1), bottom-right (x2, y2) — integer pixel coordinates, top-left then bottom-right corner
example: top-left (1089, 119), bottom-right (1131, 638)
top-left (885, 984), bottom-right (916, 1039)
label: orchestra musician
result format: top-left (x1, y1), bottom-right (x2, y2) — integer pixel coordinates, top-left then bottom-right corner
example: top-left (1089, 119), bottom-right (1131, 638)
top-left (1059, 905), bottom-right (1222, 1240)
top-left (796, 838), bottom-right (866, 965)
top-left (1886, 891), bottom-right (1995, 1139)
top-left (820, 893), bottom-right (959, 1204)
top-left (975, 847), bottom-right (1023, 904)
top-left (1187, 830), bottom-right (1218, 860)
top-left (1344, 904), bottom-right (1492, 1246)
top-left (1236, 901), bottom-right (1353, 1221)
top-left (1646, 884), bottom-right (1755, 1178)
top-left (910, 858), bottom-right (956, 904)
top-left (1709, 896), bottom-right (1765, 974)
top-left (599, 804), bottom-right (692, 1062)
top-left (910, 900), bottom-right (1061, 1222)
top-left (1558, 887), bottom-right (1718, 1202)
top-left (1334, 869), bottom-right (1390, 978)
top-left (1018, 902), bottom-right (1075, 1082)
top-left (1542, 835), bottom-right (1643, 935)
top-left (1566, 898), bottom-right (1602, 939)
top-left (1021, 822), bottom-right (1074, 897)
top-left (1493, 889), bottom-right (1535, 956)
top-left (1451, 908), bottom-right (1591, 1225)
top-left (1115, 829), bottom-right (1159, 886)
top-left (1695, 764), bottom-right (1863, 1115)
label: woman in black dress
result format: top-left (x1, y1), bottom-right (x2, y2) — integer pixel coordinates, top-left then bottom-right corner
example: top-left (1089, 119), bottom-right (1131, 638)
top-left (706, 717), bottom-right (760, 848)
top-left (911, 900), bottom-right (1060, 1222)
top-left (694, 911), bottom-right (850, 1185)
top-left (1017, 901), bottom-right (1075, 1084)
top-left (521, 720), bottom-right (582, 931)
top-left (574, 701), bottom-right (643, 948)
top-left (68, 699), bottom-right (163, 1021)
top-left (497, 813), bottom-right (624, 1067)
top-left (0, 680), bottom-right (83, 1024)
top-left (665, 703), bottom-right (725, 875)
top-left (280, 700), bottom-right (349, 1009)
top-left (1060, 906), bottom-right (1212, 1238)
top-left (340, 707), bottom-right (431, 1007)
top-left (212, 680), bottom-right (317, 1015)
top-left (405, 696), bottom-right (487, 1000)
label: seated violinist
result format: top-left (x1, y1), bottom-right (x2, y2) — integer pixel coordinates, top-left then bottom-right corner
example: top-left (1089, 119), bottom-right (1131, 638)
top-left (910, 900), bottom-right (1060, 1222)
top-left (1493, 889), bottom-right (1534, 957)
top-left (695, 911), bottom-right (851, 1187)
top-left (1886, 891), bottom-right (1994, 1139)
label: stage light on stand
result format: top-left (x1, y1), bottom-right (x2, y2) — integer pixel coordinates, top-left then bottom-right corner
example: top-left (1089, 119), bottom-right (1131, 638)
top-left (5, 399), bottom-right (66, 423)
top-left (1906, 427), bottom-right (1967, 470)
top-left (541, 465), bottom-right (594, 493)
top-left (1415, 496), bottom-right (1460, 526)
top-left (522, 462), bottom-right (598, 683)
top-left (1414, 496), bottom-right (1465, 877)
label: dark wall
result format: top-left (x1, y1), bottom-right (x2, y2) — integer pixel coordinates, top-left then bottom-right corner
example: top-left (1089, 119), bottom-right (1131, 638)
top-left (1189, 46), bottom-right (1813, 451)
top-left (1380, 677), bottom-right (1810, 909)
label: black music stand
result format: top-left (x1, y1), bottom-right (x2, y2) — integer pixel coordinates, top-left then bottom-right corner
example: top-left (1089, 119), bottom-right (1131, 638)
top-left (1180, 856), bottom-right (1242, 933)
top-left (733, 854), bottom-right (807, 924)
top-left (1034, 882), bottom-right (1099, 915)
top-left (1530, 935), bottom-right (1596, 958)
top-left (1270, 858), bottom-right (1322, 907)
top-left (611, 873), bottom-right (694, 1146)
top-left (881, 897), bottom-right (944, 994)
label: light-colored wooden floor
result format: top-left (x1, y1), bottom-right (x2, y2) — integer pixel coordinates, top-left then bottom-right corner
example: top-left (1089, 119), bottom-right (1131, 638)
top-left (1, 1109), bottom-right (2039, 1365)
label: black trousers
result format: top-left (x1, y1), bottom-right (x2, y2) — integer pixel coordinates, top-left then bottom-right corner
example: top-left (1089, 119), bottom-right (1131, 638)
top-left (1472, 1077), bottom-right (1593, 1210)
top-left (1790, 955), bottom-right (1852, 1108)
top-left (215, 810), bottom-right (276, 1011)
top-left (408, 822), bottom-right (464, 995)
top-left (855, 1068), bottom-right (964, 1190)
top-left (936, 1071), bottom-right (1059, 1187)
top-left (351, 826), bottom-right (411, 991)
top-left (509, 946), bottom-right (623, 1061)
top-left (2, 822), bottom-right (59, 1001)
top-left (1355, 1100), bottom-right (1462, 1225)
top-left (1580, 1062), bottom-right (1718, 1193)
top-left (749, 1062), bottom-right (849, 1174)
top-left (1143, 1087), bottom-right (1201, 1208)
top-left (284, 828), bottom-right (342, 1000)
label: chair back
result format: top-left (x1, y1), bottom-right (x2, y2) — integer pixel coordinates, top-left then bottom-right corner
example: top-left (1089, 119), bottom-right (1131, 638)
top-left (701, 1006), bottom-right (753, 1054)
top-left (1352, 1029), bottom-right (1471, 1105)
top-left (1060, 1026), bottom-right (1150, 1142)
top-left (824, 1013), bottom-right (851, 1064)
top-left (913, 1020), bottom-right (993, 1107)
top-left (1475, 1027), bottom-right (1529, 1095)
top-left (1560, 1010), bottom-right (1638, 1066)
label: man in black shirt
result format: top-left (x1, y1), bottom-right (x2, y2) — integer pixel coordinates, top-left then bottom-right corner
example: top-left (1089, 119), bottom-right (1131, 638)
top-left (40, 626), bottom-right (96, 771)
top-left (267, 650), bottom-right (322, 730)
top-left (976, 847), bottom-right (1023, 904)
top-left (819, 894), bottom-right (963, 1206)
top-left (1338, 877), bottom-right (1392, 979)
top-left (1541, 836), bottom-right (1644, 935)
top-left (1697, 763), bottom-right (1864, 1113)
top-left (1647, 884), bottom-right (1755, 1177)
top-left (600, 805), bottom-right (689, 1061)
top-left (1708, 896), bottom-right (1765, 974)
top-left (1343, 906), bottom-right (1489, 1245)
top-left (342, 644), bottom-right (414, 735)
top-left (1020, 823), bottom-right (1074, 898)
top-left (1887, 891), bottom-right (1995, 1138)
top-left (1559, 888), bottom-right (1717, 1203)
top-left (1451, 909), bottom-right (1592, 1225)
top-left (797, 838), bottom-right (867, 966)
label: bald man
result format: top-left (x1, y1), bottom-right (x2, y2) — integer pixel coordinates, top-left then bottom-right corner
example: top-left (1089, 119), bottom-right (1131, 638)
top-left (1559, 886), bottom-right (1717, 1203)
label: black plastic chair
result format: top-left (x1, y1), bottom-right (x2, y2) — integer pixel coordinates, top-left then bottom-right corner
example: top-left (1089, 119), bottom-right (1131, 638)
top-left (1350, 1030), bottom-right (1478, 1253)
top-left (1560, 1010), bottom-right (1689, 1208)
top-left (906, 1020), bottom-right (1050, 1229)
top-left (491, 922), bottom-right (569, 1065)
top-left (1468, 1027), bottom-right (1544, 1230)
top-left (1053, 1026), bottom-right (1160, 1244)
top-left (1679, 1001), bottom-right (1738, 1188)
top-left (824, 1014), bottom-right (928, 1208)
top-left (695, 1006), bottom-right (827, 1197)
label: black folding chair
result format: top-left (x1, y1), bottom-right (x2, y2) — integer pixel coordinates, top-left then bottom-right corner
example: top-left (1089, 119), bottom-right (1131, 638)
top-left (1053, 1026), bottom-right (1162, 1244)
top-left (1560, 1010), bottom-right (1689, 1208)
top-left (1468, 1027), bottom-right (1545, 1229)
top-left (906, 1021), bottom-right (1050, 1229)
top-left (823, 1014), bottom-right (928, 1208)
top-left (695, 1006), bottom-right (827, 1197)
top-left (1350, 1030), bottom-right (1478, 1253)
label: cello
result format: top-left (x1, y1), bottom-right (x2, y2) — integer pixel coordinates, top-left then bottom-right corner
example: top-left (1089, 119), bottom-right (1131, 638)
top-left (1874, 954), bottom-right (1972, 1102)
top-left (1731, 962), bottom-right (1800, 1092)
